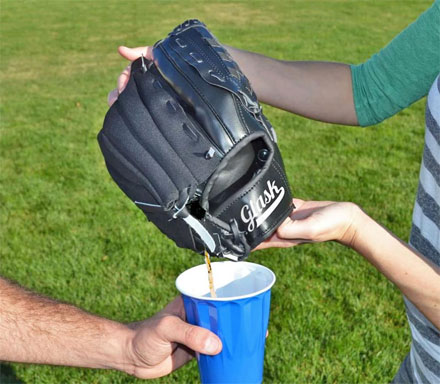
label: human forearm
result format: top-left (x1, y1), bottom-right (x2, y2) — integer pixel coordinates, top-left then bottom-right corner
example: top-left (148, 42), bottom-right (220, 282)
top-left (349, 209), bottom-right (440, 329)
top-left (115, 45), bottom-right (358, 125)
top-left (0, 278), bottom-right (133, 372)
top-left (0, 278), bottom-right (222, 378)
top-left (265, 199), bottom-right (440, 328)
top-left (224, 46), bottom-right (358, 125)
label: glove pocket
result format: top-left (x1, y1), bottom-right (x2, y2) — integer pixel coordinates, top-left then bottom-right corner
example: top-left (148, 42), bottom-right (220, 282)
top-left (203, 132), bottom-right (293, 249)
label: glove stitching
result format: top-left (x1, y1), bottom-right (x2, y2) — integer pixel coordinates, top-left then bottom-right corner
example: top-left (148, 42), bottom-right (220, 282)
top-left (165, 44), bottom-right (236, 147)
top-left (186, 36), bottom-right (224, 78)
top-left (211, 45), bottom-right (232, 76)
top-left (186, 34), bottom-right (244, 94)
top-left (205, 219), bottom-right (228, 233)
top-left (100, 131), bottom-right (163, 206)
top-left (216, 169), bottom-right (273, 216)
top-left (272, 159), bottom-right (293, 199)
top-left (203, 132), bottom-right (265, 203)
top-left (272, 157), bottom-right (290, 188)
top-left (155, 44), bottom-right (232, 153)
top-left (185, 35), bottom-right (260, 136)
top-left (219, 199), bottom-right (292, 248)
top-left (106, 162), bottom-right (152, 197)
top-left (268, 150), bottom-right (290, 188)
top-left (216, 157), bottom-right (291, 217)
top-left (233, 97), bottom-right (251, 135)
top-left (115, 95), bottom-right (183, 194)
top-left (204, 220), bottom-right (236, 246)
top-left (188, 34), bottom-right (231, 81)
top-left (252, 203), bottom-right (293, 243)
top-left (221, 132), bottom-right (256, 157)
top-left (132, 74), bottom-right (200, 187)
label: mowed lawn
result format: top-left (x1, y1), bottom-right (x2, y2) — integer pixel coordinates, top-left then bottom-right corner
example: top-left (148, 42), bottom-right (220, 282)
top-left (0, 1), bottom-right (432, 383)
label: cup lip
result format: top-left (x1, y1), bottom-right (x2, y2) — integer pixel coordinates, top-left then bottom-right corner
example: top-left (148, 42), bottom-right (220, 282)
top-left (175, 261), bottom-right (276, 301)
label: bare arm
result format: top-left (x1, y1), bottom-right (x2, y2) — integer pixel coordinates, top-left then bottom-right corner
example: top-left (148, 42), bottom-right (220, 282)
top-left (224, 46), bottom-right (358, 125)
top-left (0, 278), bottom-right (130, 370)
top-left (113, 46), bottom-right (358, 126)
top-left (0, 279), bottom-right (221, 378)
top-left (258, 199), bottom-right (440, 329)
top-left (351, 208), bottom-right (440, 328)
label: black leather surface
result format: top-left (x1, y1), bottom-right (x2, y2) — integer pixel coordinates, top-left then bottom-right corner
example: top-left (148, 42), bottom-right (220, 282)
top-left (99, 19), bottom-right (293, 260)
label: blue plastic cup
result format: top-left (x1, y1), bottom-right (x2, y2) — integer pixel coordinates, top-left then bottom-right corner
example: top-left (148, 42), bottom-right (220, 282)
top-left (176, 261), bottom-right (276, 384)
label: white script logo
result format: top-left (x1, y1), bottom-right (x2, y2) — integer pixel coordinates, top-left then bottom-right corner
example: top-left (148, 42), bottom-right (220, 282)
top-left (240, 180), bottom-right (285, 232)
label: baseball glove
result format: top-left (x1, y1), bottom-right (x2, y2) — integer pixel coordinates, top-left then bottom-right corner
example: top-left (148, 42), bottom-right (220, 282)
top-left (98, 19), bottom-right (293, 261)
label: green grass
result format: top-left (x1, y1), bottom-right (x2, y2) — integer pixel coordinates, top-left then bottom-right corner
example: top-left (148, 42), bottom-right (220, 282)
top-left (0, 0), bottom-right (431, 383)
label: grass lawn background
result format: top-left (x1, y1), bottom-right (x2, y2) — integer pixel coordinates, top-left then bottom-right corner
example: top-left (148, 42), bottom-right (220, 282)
top-left (0, 0), bottom-right (432, 383)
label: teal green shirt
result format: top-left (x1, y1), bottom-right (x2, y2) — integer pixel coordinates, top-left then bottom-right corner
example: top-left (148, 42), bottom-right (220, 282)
top-left (351, 0), bottom-right (440, 126)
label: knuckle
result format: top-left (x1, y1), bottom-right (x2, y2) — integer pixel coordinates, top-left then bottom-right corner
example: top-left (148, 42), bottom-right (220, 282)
top-left (277, 225), bottom-right (289, 238)
top-left (156, 315), bottom-right (173, 332)
top-left (184, 325), bottom-right (203, 346)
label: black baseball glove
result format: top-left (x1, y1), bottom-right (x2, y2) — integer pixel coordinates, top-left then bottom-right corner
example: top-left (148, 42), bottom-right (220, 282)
top-left (98, 19), bottom-right (293, 261)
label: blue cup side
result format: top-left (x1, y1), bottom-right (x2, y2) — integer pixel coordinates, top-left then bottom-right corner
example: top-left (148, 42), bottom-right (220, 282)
top-left (182, 290), bottom-right (272, 384)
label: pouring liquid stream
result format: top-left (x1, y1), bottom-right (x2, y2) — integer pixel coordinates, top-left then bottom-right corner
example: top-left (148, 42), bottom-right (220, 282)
top-left (204, 250), bottom-right (217, 298)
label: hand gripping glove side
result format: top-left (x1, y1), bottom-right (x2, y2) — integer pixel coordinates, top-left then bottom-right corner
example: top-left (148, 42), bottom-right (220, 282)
top-left (98, 19), bottom-right (293, 261)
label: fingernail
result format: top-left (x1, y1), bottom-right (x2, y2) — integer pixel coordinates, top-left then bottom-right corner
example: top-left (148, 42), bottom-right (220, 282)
top-left (204, 336), bottom-right (219, 353)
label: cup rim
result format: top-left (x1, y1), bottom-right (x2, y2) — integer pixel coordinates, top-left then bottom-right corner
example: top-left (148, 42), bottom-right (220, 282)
top-left (175, 261), bottom-right (276, 301)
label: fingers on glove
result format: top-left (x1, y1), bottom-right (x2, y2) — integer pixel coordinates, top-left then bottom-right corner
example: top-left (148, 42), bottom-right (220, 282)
top-left (108, 88), bottom-right (119, 107)
top-left (117, 64), bottom-right (131, 94)
top-left (118, 45), bottom-right (153, 61)
top-left (107, 65), bottom-right (132, 107)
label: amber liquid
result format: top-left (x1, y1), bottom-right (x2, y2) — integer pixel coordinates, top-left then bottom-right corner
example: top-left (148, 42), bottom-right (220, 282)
top-left (204, 250), bottom-right (217, 298)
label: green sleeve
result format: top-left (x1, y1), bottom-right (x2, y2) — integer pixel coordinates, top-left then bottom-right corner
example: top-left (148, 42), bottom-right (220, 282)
top-left (351, 0), bottom-right (440, 127)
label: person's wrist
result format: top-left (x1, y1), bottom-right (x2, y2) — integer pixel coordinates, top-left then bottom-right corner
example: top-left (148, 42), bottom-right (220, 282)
top-left (336, 202), bottom-right (365, 247)
top-left (103, 323), bottom-right (137, 375)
